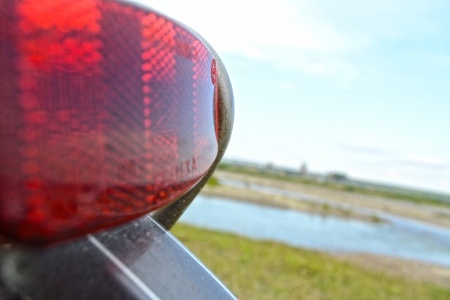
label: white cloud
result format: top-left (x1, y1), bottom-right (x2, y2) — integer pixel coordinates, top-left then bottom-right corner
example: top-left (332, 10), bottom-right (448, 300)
top-left (402, 155), bottom-right (449, 169)
top-left (145, 0), bottom-right (325, 52)
top-left (140, 0), bottom-right (357, 83)
top-left (140, 0), bottom-right (450, 86)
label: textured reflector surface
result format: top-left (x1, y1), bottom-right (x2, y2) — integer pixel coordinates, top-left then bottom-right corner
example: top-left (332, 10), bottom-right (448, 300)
top-left (0, 0), bottom-right (218, 243)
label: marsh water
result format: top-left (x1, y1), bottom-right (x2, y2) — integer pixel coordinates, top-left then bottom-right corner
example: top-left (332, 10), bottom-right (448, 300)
top-left (179, 195), bottom-right (450, 267)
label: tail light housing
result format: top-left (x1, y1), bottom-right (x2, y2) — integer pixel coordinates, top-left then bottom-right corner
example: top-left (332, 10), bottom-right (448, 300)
top-left (0, 0), bottom-right (233, 243)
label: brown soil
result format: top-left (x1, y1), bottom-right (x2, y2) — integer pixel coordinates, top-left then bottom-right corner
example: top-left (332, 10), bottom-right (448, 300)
top-left (213, 170), bottom-right (450, 229)
top-left (336, 253), bottom-right (450, 290)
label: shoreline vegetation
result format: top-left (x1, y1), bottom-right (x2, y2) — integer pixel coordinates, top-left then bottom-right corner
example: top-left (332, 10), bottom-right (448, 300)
top-left (184, 168), bottom-right (450, 293)
top-left (172, 224), bottom-right (450, 299)
top-left (206, 169), bottom-right (450, 230)
top-left (217, 163), bottom-right (450, 208)
top-left (202, 179), bottom-right (385, 223)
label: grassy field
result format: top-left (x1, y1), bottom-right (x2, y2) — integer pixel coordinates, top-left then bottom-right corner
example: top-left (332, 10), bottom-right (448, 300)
top-left (218, 163), bottom-right (450, 208)
top-left (172, 224), bottom-right (450, 300)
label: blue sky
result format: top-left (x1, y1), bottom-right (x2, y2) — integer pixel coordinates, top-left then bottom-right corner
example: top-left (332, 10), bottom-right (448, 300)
top-left (145, 0), bottom-right (450, 193)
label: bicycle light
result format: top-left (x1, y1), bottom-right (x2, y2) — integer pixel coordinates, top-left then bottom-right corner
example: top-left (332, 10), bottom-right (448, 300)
top-left (0, 0), bottom-right (233, 243)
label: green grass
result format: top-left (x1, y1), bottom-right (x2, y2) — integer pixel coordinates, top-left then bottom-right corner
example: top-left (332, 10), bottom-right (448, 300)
top-left (206, 176), bottom-right (220, 187)
top-left (172, 224), bottom-right (450, 300)
top-left (217, 163), bottom-right (450, 208)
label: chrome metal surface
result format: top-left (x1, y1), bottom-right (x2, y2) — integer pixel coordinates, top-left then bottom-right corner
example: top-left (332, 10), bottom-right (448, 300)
top-left (0, 215), bottom-right (237, 300)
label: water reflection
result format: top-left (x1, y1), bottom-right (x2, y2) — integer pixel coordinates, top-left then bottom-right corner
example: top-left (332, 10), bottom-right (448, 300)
top-left (180, 195), bottom-right (450, 267)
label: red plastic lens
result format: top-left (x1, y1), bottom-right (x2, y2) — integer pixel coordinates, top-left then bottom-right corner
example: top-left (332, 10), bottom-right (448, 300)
top-left (0, 0), bottom-right (218, 243)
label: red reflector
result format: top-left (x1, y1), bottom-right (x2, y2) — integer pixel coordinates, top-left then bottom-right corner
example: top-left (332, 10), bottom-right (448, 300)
top-left (0, 0), bottom-right (218, 243)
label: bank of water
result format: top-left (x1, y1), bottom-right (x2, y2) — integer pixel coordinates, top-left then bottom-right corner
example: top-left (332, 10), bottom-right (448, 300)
top-left (179, 195), bottom-right (450, 267)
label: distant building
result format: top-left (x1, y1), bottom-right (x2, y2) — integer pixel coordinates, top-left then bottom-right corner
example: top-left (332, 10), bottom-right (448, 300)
top-left (327, 172), bottom-right (348, 182)
top-left (299, 163), bottom-right (308, 177)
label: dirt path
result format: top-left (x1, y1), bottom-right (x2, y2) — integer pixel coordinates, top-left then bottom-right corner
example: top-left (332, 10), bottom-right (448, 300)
top-left (336, 253), bottom-right (450, 290)
top-left (213, 170), bottom-right (450, 230)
